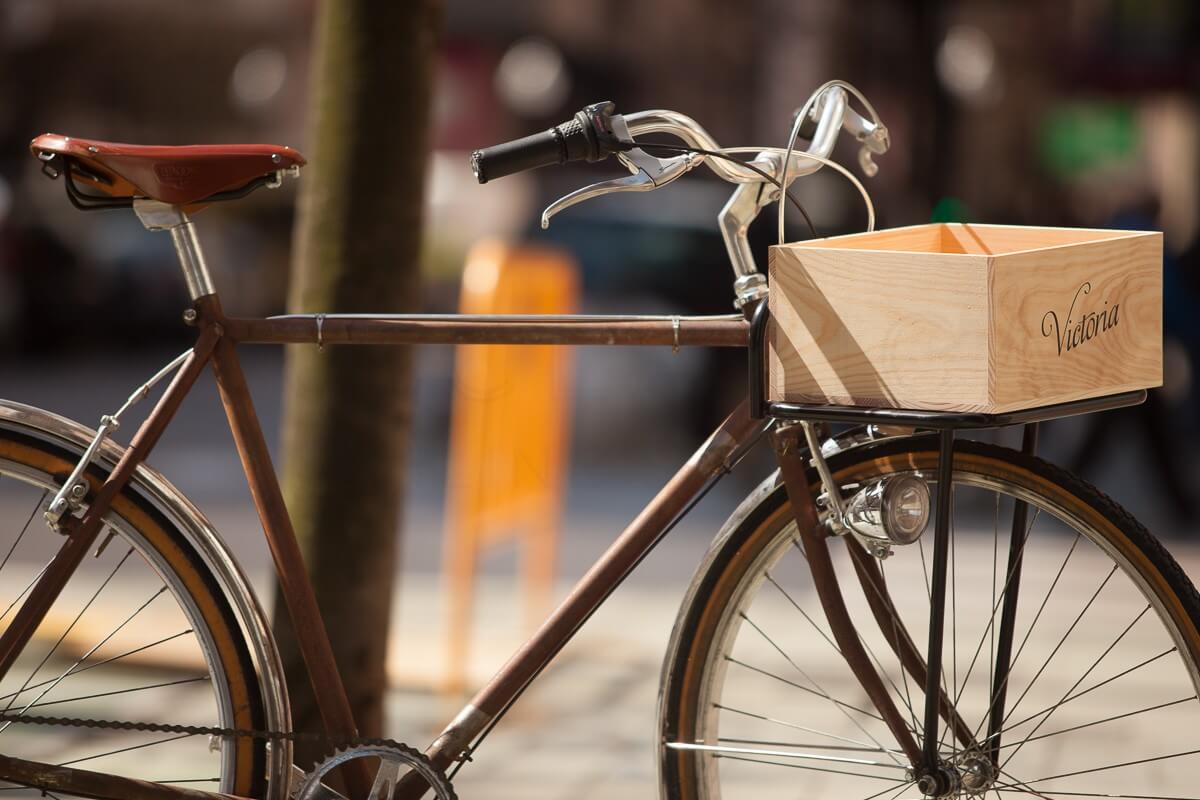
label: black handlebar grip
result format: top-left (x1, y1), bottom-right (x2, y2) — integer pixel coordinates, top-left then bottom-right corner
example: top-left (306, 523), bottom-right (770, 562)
top-left (470, 127), bottom-right (570, 184)
top-left (470, 102), bottom-right (621, 184)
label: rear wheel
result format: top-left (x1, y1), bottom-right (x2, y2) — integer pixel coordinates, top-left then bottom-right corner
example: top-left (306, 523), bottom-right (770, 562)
top-left (659, 435), bottom-right (1200, 800)
top-left (0, 421), bottom-right (272, 797)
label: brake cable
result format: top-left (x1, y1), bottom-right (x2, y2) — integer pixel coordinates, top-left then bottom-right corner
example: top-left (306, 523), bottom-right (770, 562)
top-left (626, 139), bottom-right (821, 239)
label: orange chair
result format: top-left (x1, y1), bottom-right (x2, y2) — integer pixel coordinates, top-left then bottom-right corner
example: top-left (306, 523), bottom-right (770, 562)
top-left (443, 240), bottom-right (579, 691)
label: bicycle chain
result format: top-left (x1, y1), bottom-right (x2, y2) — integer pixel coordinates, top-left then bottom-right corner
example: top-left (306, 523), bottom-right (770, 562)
top-left (0, 710), bottom-right (457, 790)
top-left (0, 709), bottom-right (408, 749)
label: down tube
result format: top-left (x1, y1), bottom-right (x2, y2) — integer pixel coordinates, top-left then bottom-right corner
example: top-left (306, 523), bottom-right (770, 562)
top-left (425, 401), bottom-right (768, 770)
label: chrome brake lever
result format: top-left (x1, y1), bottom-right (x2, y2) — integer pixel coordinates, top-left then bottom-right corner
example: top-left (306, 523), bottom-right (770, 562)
top-left (839, 104), bottom-right (890, 178)
top-left (856, 125), bottom-right (890, 178)
top-left (540, 116), bottom-right (694, 229)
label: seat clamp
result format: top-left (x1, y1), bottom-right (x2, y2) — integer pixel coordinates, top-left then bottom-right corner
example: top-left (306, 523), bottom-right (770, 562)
top-left (133, 198), bottom-right (188, 231)
top-left (133, 200), bottom-right (216, 300)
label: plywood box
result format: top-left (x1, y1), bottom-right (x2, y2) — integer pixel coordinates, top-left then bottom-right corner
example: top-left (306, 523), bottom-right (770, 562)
top-left (768, 223), bottom-right (1162, 413)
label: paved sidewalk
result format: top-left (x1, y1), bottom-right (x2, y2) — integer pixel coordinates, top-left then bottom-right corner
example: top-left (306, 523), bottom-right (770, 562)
top-left (4, 350), bottom-right (1200, 796)
top-left (10, 528), bottom-right (1198, 800)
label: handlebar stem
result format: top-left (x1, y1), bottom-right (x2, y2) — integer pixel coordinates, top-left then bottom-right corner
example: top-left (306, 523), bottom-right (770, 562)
top-left (717, 87), bottom-right (849, 308)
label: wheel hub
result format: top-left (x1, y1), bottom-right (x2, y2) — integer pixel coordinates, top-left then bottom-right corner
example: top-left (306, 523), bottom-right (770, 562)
top-left (914, 764), bottom-right (959, 799)
top-left (913, 751), bottom-right (997, 799)
top-left (954, 750), bottom-right (997, 796)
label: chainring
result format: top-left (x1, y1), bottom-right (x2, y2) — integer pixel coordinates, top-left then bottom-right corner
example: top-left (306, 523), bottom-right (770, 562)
top-left (296, 743), bottom-right (456, 800)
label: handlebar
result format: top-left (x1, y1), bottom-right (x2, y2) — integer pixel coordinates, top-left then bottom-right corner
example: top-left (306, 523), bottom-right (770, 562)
top-left (469, 82), bottom-right (888, 311)
top-left (472, 90), bottom-right (879, 188)
top-left (470, 101), bottom-right (628, 183)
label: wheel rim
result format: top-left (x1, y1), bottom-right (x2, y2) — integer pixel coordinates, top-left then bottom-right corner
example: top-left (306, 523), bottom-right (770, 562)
top-left (0, 440), bottom-right (263, 797)
top-left (667, 450), bottom-right (1200, 800)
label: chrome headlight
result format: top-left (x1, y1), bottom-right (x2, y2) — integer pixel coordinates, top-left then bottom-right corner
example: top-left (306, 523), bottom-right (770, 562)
top-left (844, 474), bottom-right (931, 547)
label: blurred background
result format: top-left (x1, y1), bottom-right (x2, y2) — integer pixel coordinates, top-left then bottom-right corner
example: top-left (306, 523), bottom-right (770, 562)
top-left (1, 0), bottom-right (1199, 794)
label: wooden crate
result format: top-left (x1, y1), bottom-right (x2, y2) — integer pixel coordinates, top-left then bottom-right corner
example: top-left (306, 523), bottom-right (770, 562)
top-left (768, 222), bottom-right (1162, 413)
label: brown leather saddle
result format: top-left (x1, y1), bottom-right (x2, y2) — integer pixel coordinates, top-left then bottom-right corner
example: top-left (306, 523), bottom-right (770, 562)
top-left (30, 133), bottom-right (306, 210)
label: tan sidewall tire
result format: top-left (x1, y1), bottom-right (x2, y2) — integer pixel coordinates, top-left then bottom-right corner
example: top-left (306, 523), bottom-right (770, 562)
top-left (658, 435), bottom-right (1200, 800)
top-left (0, 429), bottom-right (267, 798)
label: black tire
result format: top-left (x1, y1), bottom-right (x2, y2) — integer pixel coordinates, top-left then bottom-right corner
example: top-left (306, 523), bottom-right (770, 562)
top-left (659, 434), bottom-right (1200, 800)
top-left (0, 424), bottom-right (269, 798)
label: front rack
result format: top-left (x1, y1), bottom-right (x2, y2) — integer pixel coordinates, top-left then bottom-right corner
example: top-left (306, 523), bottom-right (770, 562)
top-left (747, 295), bottom-right (1149, 783)
top-left (746, 299), bottom-right (1147, 430)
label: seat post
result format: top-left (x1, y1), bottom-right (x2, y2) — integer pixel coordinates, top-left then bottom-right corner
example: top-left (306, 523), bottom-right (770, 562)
top-left (132, 199), bottom-right (216, 300)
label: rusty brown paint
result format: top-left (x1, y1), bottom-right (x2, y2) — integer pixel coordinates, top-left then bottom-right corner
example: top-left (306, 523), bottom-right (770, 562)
top-left (771, 424), bottom-right (923, 767)
top-left (198, 297), bottom-right (372, 798)
top-left (0, 324), bottom-right (220, 686)
top-left (0, 752), bottom-right (248, 800)
top-left (424, 402), bottom-right (767, 772)
top-left (844, 537), bottom-right (977, 751)
top-left (224, 314), bottom-right (749, 347)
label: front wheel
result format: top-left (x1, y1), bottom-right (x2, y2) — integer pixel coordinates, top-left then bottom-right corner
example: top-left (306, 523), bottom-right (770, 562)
top-left (659, 434), bottom-right (1200, 800)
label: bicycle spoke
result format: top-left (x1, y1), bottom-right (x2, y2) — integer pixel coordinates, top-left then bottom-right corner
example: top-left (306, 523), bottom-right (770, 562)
top-left (917, 534), bottom-right (949, 717)
top-left (862, 779), bottom-right (919, 800)
top-left (990, 492), bottom-right (999, 698)
top-left (0, 586), bottom-right (169, 730)
top-left (997, 647), bottom-right (1176, 736)
top-left (0, 629), bottom-right (195, 704)
top-left (999, 603), bottom-right (1150, 766)
top-left (59, 732), bottom-right (195, 767)
top-left (24, 675), bottom-right (209, 708)
top-left (993, 792), bottom-right (1200, 800)
top-left (1000, 565), bottom-right (1117, 734)
top-left (973, 528), bottom-right (1078, 742)
top-left (0, 563), bottom-right (49, 625)
top-left (779, 549), bottom-right (919, 726)
top-left (1, 546), bottom-right (136, 717)
top-left (997, 695), bottom-right (1195, 750)
top-left (946, 488), bottom-right (958, 756)
top-left (766, 569), bottom-right (837, 654)
top-left (842, 541), bottom-right (930, 740)
top-left (953, 508), bottom-right (1041, 713)
top-left (0, 439), bottom-right (261, 796)
top-left (713, 752), bottom-right (911, 782)
top-left (918, 538), bottom-right (932, 602)
top-left (737, 611), bottom-right (909, 764)
top-left (993, 769), bottom-right (1055, 800)
top-left (878, 559), bottom-right (922, 738)
top-left (713, 703), bottom-right (891, 753)
top-left (729, 614), bottom-right (907, 758)
top-left (667, 741), bottom-right (908, 770)
top-left (723, 656), bottom-right (883, 721)
top-left (719, 737), bottom-right (893, 753)
top-left (1022, 747), bottom-right (1200, 783)
top-left (0, 491), bottom-right (46, 580)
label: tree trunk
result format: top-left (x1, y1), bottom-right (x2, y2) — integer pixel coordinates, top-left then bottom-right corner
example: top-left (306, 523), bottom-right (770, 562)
top-left (274, 0), bottom-right (441, 768)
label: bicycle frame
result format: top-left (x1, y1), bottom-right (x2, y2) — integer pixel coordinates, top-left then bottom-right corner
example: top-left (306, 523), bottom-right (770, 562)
top-left (0, 288), bottom-right (766, 800)
top-left (206, 296), bottom-right (764, 775)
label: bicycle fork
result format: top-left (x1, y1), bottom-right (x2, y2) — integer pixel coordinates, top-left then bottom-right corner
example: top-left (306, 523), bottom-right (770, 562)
top-left (772, 422), bottom-right (962, 795)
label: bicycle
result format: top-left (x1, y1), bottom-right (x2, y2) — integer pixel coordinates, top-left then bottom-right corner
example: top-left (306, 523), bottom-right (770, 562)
top-left (0, 81), bottom-right (1193, 800)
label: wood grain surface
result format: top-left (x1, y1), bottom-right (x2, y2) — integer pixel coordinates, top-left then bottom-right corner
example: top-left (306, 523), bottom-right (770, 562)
top-left (768, 223), bottom-right (1162, 412)
top-left (989, 230), bottom-right (1161, 411)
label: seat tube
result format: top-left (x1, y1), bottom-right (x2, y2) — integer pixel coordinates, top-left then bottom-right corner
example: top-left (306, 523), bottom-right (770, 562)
top-left (132, 199), bottom-right (216, 300)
